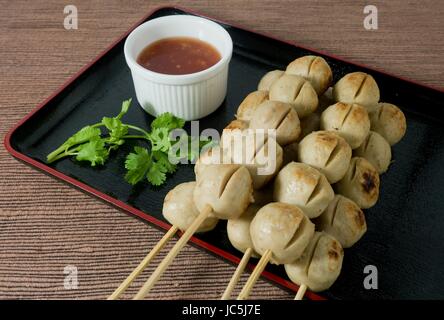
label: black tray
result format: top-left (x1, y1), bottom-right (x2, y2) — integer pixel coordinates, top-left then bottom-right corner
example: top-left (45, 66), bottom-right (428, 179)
top-left (5, 6), bottom-right (444, 300)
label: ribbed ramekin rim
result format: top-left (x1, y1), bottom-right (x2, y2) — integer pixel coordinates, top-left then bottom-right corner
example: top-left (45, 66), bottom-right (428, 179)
top-left (124, 15), bottom-right (233, 85)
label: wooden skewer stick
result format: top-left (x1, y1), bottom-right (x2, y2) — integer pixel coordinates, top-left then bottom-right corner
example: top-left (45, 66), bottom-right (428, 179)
top-left (221, 247), bottom-right (253, 300)
top-left (237, 249), bottom-right (272, 300)
top-left (294, 284), bottom-right (307, 300)
top-left (133, 204), bottom-right (213, 300)
top-left (107, 225), bottom-right (179, 300)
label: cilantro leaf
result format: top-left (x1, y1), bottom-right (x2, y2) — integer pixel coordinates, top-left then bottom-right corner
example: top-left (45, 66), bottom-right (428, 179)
top-left (62, 126), bottom-right (101, 151)
top-left (116, 98), bottom-right (132, 120)
top-left (75, 138), bottom-right (109, 166)
top-left (149, 127), bottom-right (171, 152)
top-left (150, 112), bottom-right (185, 132)
top-left (125, 147), bottom-right (174, 186)
top-left (147, 161), bottom-right (167, 186)
top-left (46, 99), bottom-right (189, 188)
top-left (152, 150), bottom-right (177, 174)
top-left (47, 125), bottom-right (102, 163)
top-left (124, 146), bottom-right (151, 185)
top-left (102, 116), bottom-right (128, 145)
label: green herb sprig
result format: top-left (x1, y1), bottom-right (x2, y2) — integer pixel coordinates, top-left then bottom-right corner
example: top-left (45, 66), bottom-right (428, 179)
top-left (46, 98), bottom-right (206, 186)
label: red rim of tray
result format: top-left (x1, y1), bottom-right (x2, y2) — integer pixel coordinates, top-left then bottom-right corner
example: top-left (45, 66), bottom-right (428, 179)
top-left (4, 5), bottom-right (443, 301)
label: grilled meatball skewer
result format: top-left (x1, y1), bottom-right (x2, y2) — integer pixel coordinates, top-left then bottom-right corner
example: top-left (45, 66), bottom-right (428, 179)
top-left (222, 205), bottom-right (261, 300)
top-left (237, 202), bottom-right (315, 300)
top-left (134, 164), bottom-right (254, 299)
top-left (109, 181), bottom-right (219, 300)
top-left (285, 231), bottom-right (344, 300)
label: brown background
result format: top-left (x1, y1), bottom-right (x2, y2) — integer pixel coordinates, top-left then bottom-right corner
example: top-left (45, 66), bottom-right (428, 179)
top-left (0, 0), bottom-right (443, 299)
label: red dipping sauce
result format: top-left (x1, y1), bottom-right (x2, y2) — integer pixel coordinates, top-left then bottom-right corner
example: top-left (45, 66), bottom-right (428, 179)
top-left (137, 37), bottom-right (221, 75)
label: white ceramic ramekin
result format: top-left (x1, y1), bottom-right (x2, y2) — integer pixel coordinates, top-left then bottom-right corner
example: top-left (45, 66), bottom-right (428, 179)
top-left (124, 15), bottom-right (233, 120)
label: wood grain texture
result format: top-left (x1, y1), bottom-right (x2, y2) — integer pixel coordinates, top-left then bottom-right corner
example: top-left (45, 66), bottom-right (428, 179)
top-left (0, 0), bottom-right (443, 300)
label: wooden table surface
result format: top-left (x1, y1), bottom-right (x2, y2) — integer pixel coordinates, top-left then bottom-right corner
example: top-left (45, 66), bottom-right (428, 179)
top-left (0, 0), bottom-right (443, 299)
